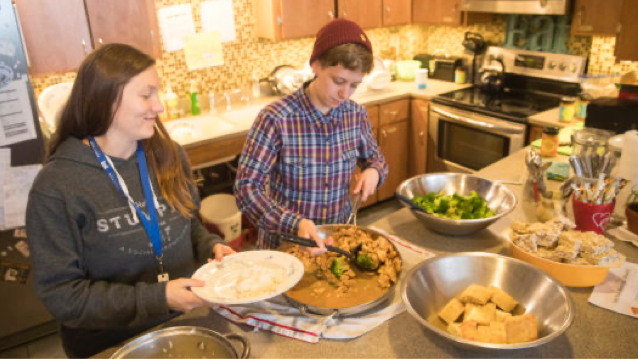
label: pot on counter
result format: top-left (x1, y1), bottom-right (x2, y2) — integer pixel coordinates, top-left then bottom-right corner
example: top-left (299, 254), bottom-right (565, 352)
top-left (282, 224), bottom-right (402, 318)
top-left (478, 58), bottom-right (505, 93)
top-left (109, 326), bottom-right (249, 359)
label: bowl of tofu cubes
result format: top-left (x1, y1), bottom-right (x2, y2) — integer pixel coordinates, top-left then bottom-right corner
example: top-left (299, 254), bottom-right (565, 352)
top-left (504, 217), bottom-right (626, 287)
top-left (401, 252), bottom-right (574, 350)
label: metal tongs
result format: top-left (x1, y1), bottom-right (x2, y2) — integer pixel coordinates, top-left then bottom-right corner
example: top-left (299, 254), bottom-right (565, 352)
top-left (277, 232), bottom-right (354, 259)
top-left (347, 193), bottom-right (362, 225)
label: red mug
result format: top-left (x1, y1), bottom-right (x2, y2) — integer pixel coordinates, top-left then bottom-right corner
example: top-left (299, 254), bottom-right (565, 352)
top-left (572, 195), bottom-right (615, 234)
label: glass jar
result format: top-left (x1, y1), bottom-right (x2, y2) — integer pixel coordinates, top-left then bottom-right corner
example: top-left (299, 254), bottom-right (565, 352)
top-left (571, 128), bottom-right (614, 157)
top-left (540, 127), bottom-right (560, 157)
top-left (559, 96), bottom-right (576, 122)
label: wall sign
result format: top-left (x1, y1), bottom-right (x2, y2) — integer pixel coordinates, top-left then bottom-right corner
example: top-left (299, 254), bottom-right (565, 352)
top-left (504, 15), bottom-right (571, 54)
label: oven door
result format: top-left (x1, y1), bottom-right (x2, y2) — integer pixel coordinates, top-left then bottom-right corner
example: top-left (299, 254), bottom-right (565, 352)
top-left (428, 104), bottom-right (526, 173)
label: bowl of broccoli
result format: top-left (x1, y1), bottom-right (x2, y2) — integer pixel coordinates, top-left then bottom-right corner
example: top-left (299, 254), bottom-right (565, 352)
top-left (395, 173), bottom-right (517, 236)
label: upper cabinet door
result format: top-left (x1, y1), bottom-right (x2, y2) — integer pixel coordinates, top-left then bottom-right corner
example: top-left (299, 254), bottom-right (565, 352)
top-left (15, 0), bottom-right (92, 75)
top-left (280, 0), bottom-right (335, 39)
top-left (340, 0), bottom-right (382, 29)
top-left (382, 0), bottom-right (411, 26)
top-left (84, 0), bottom-right (161, 58)
top-left (614, 0), bottom-right (638, 61)
top-left (413, 0), bottom-right (462, 25)
top-left (571, 0), bottom-right (623, 36)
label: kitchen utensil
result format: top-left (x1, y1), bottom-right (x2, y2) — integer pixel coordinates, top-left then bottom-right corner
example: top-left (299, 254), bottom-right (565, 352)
top-left (109, 326), bottom-right (249, 359)
top-left (347, 193), bottom-right (362, 225)
top-left (394, 192), bottom-right (427, 212)
top-left (278, 233), bottom-right (352, 258)
top-left (503, 229), bottom-right (620, 286)
top-left (477, 58), bottom-right (505, 93)
top-left (401, 252), bottom-right (574, 350)
top-left (283, 224), bottom-right (402, 317)
top-left (265, 65), bottom-right (308, 96)
top-left (569, 154), bottom-right (584, 177)
top-left (395, 173), bottom-right (517, 236)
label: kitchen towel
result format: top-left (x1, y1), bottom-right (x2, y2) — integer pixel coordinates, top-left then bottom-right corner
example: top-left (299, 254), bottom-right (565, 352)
top-left (588, 261), bottom-right (638, 318)
top-left (210, 229), bottom-right (435, 343)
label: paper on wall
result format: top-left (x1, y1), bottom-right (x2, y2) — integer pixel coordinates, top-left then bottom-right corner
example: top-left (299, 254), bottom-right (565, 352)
top-left (2, 163), bottom-right (41, 229)
top-left (184, 32), bottom-right (224, 70)
top-left (157, 4), bottom-right (196, 52)
top-left (201, 0), bottom-right (237, 43)
top-left (0, 148), bottom-right (9, 228)
top-left (0, 78), bottom-right (37, 146)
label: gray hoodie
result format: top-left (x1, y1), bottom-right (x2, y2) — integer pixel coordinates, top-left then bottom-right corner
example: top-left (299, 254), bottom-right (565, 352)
top-left (26, 137), bottom-right (224, 357)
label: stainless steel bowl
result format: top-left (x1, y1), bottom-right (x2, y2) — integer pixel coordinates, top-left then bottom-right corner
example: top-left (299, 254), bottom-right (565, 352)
top-left (395, 173), bottom-right (517, 235)
top-left (110, 326), bottom-right (249, 359)
top-left (401, 253), bottom-right (574, 350)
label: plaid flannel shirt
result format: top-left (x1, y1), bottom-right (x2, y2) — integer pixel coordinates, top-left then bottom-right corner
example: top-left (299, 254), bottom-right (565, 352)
top-left (234, 84), bottom-right (388, 248)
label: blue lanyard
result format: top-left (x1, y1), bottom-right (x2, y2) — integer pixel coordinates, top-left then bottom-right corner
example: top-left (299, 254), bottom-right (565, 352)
top-left (88, 137), bottom-right (163, 260)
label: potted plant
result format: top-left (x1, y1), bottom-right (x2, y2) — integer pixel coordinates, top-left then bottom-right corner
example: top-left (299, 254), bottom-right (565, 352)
top-left (626, 186), bottom-right (638, 235)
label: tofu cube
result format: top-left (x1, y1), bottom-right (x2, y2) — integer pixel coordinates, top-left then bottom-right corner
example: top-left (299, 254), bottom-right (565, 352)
top-left (439, 298), bottom-right (465, 324)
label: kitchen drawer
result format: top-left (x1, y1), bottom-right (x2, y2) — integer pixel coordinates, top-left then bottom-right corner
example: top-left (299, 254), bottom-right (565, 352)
top-left (185, 135), bottom-right (247, 168)
top-left (365, 105), bottom-right (379, 130)
top-left (379, 99), bottom-right (409, 125)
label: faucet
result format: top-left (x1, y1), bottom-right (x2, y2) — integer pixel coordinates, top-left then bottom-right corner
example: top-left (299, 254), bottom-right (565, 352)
top-left (223, 92), bottom-right (231, 112)
top-left (241, 95), bottom-right (250, 106)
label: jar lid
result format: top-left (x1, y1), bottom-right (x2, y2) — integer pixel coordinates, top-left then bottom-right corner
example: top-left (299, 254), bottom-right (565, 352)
top-left (543, 127), bottom-right (559, 135)
top-left (578, 93), bottom-right (593, 101)
top-left (560, 96), bottom-right (576, 103)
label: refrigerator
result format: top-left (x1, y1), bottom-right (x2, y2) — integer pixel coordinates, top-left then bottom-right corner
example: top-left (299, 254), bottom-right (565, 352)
top-left (0, 0), bottom-right (55, 351)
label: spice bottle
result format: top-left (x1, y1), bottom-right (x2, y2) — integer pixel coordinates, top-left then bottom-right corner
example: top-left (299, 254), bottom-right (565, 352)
top-left (455, 67), bottom-right (467, 84)
top-left (575, 93), bottom-right (592, 121)
top-left (559, 96), bottom-right (576, 122)
top-left (540, 127), bottom-right (560, 157)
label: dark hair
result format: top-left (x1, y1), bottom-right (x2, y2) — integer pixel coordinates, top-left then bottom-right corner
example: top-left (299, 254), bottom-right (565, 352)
top-left (49, 43), bottom-right (196, 217)
top-left (317, 43), bottom-right (374, 74)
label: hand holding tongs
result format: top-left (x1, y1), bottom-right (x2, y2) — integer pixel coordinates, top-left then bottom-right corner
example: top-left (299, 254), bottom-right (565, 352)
top-left (278, 232), bottom-right (354, 259)
top-left (347, 193), bottom-right (362, 225)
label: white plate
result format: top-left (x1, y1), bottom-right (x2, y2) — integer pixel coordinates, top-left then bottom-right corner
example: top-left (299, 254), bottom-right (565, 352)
top-left (191, 250), bottom-right (304, 305)
top-left (609, 134), bottom-right (623, 153)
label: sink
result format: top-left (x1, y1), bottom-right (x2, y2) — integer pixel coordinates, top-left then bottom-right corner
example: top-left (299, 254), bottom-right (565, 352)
top-left (217, 105), bottom-right (264, 131)
top-left (163, 115), bottom-right (236, 145)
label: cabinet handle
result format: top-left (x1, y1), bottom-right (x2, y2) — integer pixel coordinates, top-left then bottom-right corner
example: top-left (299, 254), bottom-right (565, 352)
top-left (386, 7), bottom-right (391, 13)
top-left (385, 110), bottom-right (398, 118)
top-left (419, 131), bottom-right (425, 146)
top-left (277, 16), bottom-right (283, 25)
top-left (381, 129), bottom-right (387, 138)
top-left (98, 38), bottom-right (103, 45)
top-left (342, 11), bottom-right (347, 18)
top-left (82, 40), bottom-right (89, 55)
top-left (150, 30), bottom-right (155, 41)
top-left (328, 11), bottom-right (334, 19)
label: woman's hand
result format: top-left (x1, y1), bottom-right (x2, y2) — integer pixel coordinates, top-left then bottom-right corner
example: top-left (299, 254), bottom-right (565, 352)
top-left (166, 278), bottom-right (206, 312)
top-left (298, 218), bottom-right (333, 256)
top-left (209, 243), bottom-right (235, 262)
top-left (353, 168), bottom-right (380, 202)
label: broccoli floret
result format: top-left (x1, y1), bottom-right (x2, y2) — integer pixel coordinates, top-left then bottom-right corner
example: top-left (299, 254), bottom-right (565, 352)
top-left (356, 253), bottom-right (379, 270)
top-left (330, 257), bottom-right (346, 278)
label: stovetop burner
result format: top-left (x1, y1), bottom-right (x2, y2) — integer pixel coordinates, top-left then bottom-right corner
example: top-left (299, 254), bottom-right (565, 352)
top-left (433, 87), bottom-right (562, 123)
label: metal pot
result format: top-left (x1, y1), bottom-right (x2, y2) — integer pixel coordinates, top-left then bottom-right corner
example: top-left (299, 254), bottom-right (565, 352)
top-left (109, 326), bottom-right (249, 359)
top-left (264, 65), bottom-right (312, 96)
top-left (283, 224), bottom-right (402, 318)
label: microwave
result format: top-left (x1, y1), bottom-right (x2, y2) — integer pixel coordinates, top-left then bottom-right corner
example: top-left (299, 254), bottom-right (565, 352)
top-left (461, 0), bottom-right (570, 15)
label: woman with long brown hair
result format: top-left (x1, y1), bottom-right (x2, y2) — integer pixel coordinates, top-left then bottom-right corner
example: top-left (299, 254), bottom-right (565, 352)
top-left (26, 43), bottom-right (234, 358)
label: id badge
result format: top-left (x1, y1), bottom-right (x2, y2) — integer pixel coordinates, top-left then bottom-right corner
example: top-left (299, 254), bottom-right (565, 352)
top-left (157, 273), bottom-right (170, 282)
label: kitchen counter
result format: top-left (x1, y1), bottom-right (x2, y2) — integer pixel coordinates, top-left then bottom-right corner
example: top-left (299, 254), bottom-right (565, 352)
top-left (165, 79), bottom-right (471, 150)
top-left (94, 148), bottom-right (638, 358)
top-left (528, 107), bottom-right (584, 129)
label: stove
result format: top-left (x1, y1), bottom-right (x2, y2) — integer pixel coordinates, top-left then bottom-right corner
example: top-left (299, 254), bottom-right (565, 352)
top-left (428, 47), bottom-right (586, 173)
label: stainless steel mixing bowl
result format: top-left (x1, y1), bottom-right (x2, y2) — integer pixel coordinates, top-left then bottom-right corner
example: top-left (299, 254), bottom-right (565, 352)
top-left (395, 173), bottom-right (517, 235)
top-left (401, 252), bottom-right (575, 350)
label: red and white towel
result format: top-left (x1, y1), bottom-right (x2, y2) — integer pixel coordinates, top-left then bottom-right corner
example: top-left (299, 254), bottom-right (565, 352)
top-left (211, 228), bottom-right (434, 343)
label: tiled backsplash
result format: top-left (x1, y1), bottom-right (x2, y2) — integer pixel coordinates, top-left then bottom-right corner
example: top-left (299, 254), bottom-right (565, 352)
top-left (31, 0), bottom-right (637, 99)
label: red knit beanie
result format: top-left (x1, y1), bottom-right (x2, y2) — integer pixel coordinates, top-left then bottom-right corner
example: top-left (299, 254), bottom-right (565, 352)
top-left (309, 19), bottom-right (373, 65)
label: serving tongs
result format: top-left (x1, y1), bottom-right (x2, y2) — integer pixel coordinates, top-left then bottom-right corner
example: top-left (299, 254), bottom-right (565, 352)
top-left (278, 233), bottom-right (354, 259)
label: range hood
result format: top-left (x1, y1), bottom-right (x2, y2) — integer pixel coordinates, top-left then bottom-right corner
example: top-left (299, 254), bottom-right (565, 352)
top-left (461, 0), bottom-right (570, 15)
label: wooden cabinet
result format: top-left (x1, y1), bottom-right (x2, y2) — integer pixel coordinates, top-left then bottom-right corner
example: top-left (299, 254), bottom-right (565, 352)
top-left (382, 0), bottom-right (412, 26)
top-left (16, 0), bottom-right (161, 75)
top-left (84, 0), bottom-right (161, 58)
top-left (351, 106), bottom-right (380, 209)
top-left (412, 0), bottom-right (492, 26)
top-left (15, 0), bottom-right (92, 75)
top-left (184, 135), bottom-right (247, 169)
top-left (339, 0), bottom-right (382, 29)
top-left (571, 0), bottom-right (623, 36)
top-left (615, 0), bottom-right (638, 61)
top-left (377, 100), bottom-right (409, 201)
top-left (254, 0), bottom-right (335, 40)
top-left (527, 125), bottom-right (544, 145)
top-left (410, 99), bottom-right (429, 177)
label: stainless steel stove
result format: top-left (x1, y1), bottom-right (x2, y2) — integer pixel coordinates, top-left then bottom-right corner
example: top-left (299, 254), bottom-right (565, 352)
top-left (428, 47), bottom-right (586, 173)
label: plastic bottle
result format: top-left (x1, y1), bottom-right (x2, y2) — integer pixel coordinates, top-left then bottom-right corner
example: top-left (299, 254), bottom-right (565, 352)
top-left (540, 127), bottom-right (559, 157)
top-left (252, 70), bottom-right (261, 99)
top-left (415, 68), bottom-right (428, 90)
top-left (190, 79), bottom-right (201, 116)
top-left (165, 83), bottom-right (180, 120)
top-left (208, 92), bottom-right (216, 114)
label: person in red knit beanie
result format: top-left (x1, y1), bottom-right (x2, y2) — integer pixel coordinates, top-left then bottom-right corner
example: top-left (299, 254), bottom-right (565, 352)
top-left (234, 19), bottom-right (388, 253)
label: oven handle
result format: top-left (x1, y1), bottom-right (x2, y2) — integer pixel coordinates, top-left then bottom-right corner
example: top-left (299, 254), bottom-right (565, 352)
top-left (431, 106), bottom-right (525, 135)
